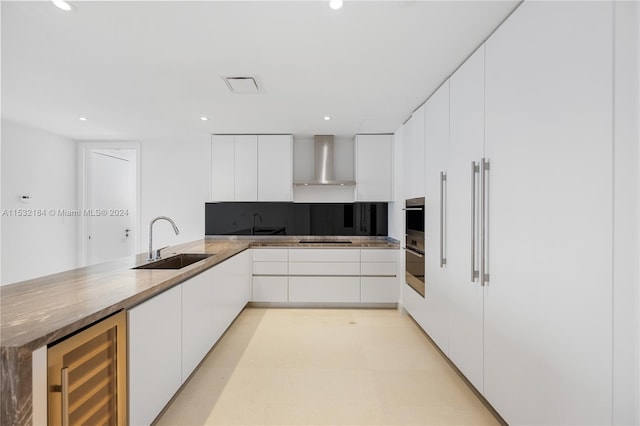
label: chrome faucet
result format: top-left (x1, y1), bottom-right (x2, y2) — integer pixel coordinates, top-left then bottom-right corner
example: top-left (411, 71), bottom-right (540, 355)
top-left (148, 216), bottom-right (180, 261)
top-left (251, 213), bottom-right (263, 235)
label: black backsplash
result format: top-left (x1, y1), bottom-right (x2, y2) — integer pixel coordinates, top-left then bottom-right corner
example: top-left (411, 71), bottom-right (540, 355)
top-left (205, 202), bottom-right (388, 236)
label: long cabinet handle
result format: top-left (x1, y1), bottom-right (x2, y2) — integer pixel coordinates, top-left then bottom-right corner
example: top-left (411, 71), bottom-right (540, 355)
top-left (440, 171), bottom-right (447, 268)
top-left (61, 367), bottom-right (70, 426)
top-left (480, 158), bottom-right (490, 286)
top-left (471, 162), bottom-right (479, 282)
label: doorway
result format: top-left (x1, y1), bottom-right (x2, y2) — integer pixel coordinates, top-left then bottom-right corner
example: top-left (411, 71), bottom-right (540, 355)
top-left (79, 143), bottom-right (139, 266)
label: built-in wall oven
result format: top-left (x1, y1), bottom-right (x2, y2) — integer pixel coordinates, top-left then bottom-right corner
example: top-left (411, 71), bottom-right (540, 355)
top-left (405, 197), bottom-right (425, 297)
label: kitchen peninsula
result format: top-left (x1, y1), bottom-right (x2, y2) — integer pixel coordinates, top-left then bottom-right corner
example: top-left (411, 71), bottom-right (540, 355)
top-left (0, 236), bottom-right (399, 426)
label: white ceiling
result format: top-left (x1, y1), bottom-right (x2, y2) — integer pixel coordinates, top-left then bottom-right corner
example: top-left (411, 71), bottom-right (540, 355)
top-left (1, 1), bottom-right (519, 141)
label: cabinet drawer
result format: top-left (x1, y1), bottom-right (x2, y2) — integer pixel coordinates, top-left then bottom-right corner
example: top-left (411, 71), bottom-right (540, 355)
top-left (252, 248), bottom-right (288, 262)
top-left (252, 276), bottom-right (288, 302)
top-left (361, 277), bottom-right (399, 303)
top-left (253, 262), bottom-right (288, 275)
top-left (289, 262), bottom-right (360, 276)
top-left (288, 249), bottom-right (360, 263)
top-left (289, 277), bottom-right (360, 303)
top-left (360, 249), bottom-right (397, 263)
top-left (361, 262), bottom-right (397, 276)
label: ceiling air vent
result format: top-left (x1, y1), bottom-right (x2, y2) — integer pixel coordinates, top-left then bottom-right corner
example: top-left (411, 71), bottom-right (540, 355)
top-left (223, 76), bottom-right (260, 94)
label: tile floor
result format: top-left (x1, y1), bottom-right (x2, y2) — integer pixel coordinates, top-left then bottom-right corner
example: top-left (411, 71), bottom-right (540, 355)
top-left (156, 308), bottom-right (499, 425)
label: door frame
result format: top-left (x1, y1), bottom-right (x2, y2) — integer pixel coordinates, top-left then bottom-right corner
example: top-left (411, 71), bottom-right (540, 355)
top-left (78, 142), bottom-right (140, 266)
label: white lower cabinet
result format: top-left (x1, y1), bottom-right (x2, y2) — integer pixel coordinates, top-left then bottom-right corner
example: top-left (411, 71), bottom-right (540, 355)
top-left (252, 276), bottom-right (289, 302)
top-left (128, 286), bottom-right (182, 426)
top-left (288, 261), bottom-right (360, 276)
top-left (129, 250), bottom-right (251, 425)
top-left (289, 276), bottom-right (360, 303)
top-left (209, 251), bottom-right (252, 344)
top-left (361, 277), bottom-right (397, 303)
top-left (182, 267), bottom-right (220, 380)
top-left (251, 248), bottom-right (398, 304)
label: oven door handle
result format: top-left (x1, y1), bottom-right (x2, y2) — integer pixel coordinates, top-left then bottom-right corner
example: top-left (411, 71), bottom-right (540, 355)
top-left (403, 208), bottom-right (424, 211)
top-left (404, 247), bottom-right (424, 258)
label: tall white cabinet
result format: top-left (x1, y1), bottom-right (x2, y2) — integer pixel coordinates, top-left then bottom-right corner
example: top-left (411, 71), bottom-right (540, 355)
top-left (405, 2), bottom-right (617, 424)
top-left (446, 46), bottom-right (485, 392)
top-left (483, 2), bottom-right (613, 424)
top-left (422, 81), bottom-right (450, 354)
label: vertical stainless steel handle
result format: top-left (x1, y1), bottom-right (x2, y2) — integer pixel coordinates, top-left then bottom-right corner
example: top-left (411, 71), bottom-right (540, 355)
top-left (61, 367), bottom-right (70, 426)
top-left (471, 162), bottom-right (479, 282)
top-left (480, 158), bottom-right (490, 286)
top-left (440, 171), bottom-right (447, 268)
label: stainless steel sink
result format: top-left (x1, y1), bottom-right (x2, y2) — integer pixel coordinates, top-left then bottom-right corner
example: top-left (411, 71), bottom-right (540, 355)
top-left (133, 253), bottom-right (213, 270)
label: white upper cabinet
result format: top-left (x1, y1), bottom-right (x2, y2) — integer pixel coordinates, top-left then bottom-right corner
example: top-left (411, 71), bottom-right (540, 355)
top-left (211, 134), bottom-right (257, 201)
top-left (213, 134), bottom-right (293, 202)
top-left (354, 134), bottom-right (393, 201)
top-left (233, 135), bottom-right (258, 201)
top-left (403, 104), bottom-right (426, 199)
top-left (211, 135), bottom-right (236, 201)
top-left (258, 135), bottom-right (293, 201)
top-left (483, 2), bottom-right (613, 424)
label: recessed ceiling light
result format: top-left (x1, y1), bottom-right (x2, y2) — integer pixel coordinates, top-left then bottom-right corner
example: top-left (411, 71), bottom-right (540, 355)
top-left (323, 116), bottom-right (332, 121)
top-left (200, 117), bottom-right (208, 121)
top-left (79, 117), bottom-right (87, 121)
top-left (329, 0), bottom-right (343, 10)
top-left (52, 0), bottom-right (73, 11)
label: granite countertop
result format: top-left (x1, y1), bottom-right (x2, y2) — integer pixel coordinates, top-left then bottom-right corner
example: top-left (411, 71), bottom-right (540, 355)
top-left (1, 236), bottom-right (399, 350)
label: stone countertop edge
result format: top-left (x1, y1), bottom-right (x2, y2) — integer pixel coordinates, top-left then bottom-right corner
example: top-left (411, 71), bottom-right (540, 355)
top-left (1, 237), bottom-right (399, 351)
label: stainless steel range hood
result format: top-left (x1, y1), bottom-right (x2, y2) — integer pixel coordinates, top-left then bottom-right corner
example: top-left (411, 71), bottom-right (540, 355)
top-left (294, 135), bottom-right (356, 186)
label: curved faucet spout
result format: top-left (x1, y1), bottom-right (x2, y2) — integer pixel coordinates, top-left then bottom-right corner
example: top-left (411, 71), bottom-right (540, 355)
top-left (148, 216), bottom-right (180, 261)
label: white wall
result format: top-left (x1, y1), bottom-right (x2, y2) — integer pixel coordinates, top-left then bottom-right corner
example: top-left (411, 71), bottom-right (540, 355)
top-left (1, 120), bottom-right (78, 285)
top-left (139, 136), bottom-right (210, 254)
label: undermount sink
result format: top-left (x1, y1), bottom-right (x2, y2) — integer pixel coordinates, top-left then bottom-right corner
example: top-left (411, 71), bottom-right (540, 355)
top-left (133, 253), bottom-right (213, 270)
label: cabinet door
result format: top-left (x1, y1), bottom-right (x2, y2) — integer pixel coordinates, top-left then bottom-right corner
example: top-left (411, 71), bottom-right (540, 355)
top-left (182, 268), bottom-right (218, 381)
top-left (361, 277), bottom-right (398, 303)
top-left (258, 135), bottom-right (292, 201)
top-left (128, 286), bottom-right (182, 426)
top-left (211, 251), bottom-right (251, 341)
top-left (355, 134), bottom-right (393, 201)
top-left (423, 80), bottom-right (450, 354)
top-left (403, 104), bottom-right (426, 199)
top-left (234, 135), bottom-right (258, 201)
top-left (211, 135), bottom-right (235, 201)
top-left (252, 276), bottom-right (288, 302)
top-left (446, 46), bottom-right (485, 391)
top-left (484, 2), bottom-right (613, 424)
top-left (289, 276), bottom-right (360, 303)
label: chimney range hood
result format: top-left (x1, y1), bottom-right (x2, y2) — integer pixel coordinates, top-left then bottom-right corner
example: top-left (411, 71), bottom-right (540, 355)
top-left (294, 135), bottom-right (356, 186)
